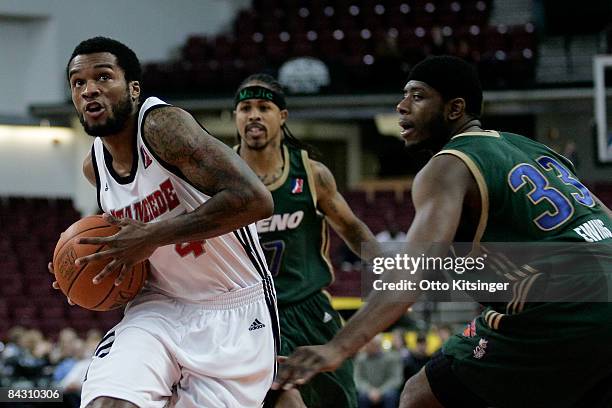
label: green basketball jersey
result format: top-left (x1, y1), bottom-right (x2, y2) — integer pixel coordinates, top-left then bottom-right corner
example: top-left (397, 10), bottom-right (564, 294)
top-left (438, 130), bottom-right (612, 243)
top-left (438, 131), bottom-right (612, 406)
top-left (254, 145), bottom-right (334, 305)
top-left (437, 130), bottom-right (612, 313)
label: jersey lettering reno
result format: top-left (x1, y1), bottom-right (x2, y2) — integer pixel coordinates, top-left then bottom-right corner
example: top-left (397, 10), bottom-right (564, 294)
top-left (91, 97), bottom-right (271, 301)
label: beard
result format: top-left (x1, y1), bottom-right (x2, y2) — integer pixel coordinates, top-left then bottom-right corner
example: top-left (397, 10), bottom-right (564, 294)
top-left (79, 91), bottom-right (133, 137)
top-left (238, 130), bottom-right (275, 151)
top-left (403, 112), bottom-right (452, 157)
top-left (244, 139), bottom-right (269, 151)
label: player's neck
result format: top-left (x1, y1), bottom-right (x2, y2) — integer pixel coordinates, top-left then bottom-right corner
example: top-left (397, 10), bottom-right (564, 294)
top-left (241, 143), bottom-right (285, 185)
top-left (100, 119), bottom-right (137, 175)
top-left (452, 118), bottom-right (482, 136)
top-left (242, 141), bottom-right (283, 168)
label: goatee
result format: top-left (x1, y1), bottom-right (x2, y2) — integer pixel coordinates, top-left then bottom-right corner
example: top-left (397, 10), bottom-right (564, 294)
top-left (79, 93), bottom-right (133, 137)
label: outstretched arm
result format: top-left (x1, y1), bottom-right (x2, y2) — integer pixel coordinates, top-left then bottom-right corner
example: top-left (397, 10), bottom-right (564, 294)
top-left (273, 154), bottom-right (474, 389)
top-left (311, 160), bottom-right (380, 260)
top-left (76, 106), bottom-right (272, 283)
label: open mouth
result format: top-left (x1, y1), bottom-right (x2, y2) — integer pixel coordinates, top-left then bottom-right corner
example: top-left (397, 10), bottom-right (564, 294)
top-left (399, 120), bottom-right (414, 138)
top-left (245, 123), bottom-right (265, 137)
top-left (84, 102), bottom-right (105, 119)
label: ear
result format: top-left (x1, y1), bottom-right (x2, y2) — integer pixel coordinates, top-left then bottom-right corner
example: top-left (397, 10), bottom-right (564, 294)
top-left (446, 97), bottom-right (466, 121)
top-left (129, 81), bottom-right (141, 101)
top-left (280, 109), bottom-right (288, 125)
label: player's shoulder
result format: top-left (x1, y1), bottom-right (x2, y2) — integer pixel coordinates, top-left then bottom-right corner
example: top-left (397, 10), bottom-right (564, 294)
top-left (142, 104), bottom-right (189, 132)
top-left (308, 159), bottom-right (334, 183)
top-left (307, 158), bottom-right (327, 173)
top-left (414, 154), bottom-right (474, 193)
top-left (305, 158), bottom-right (339, 200)
top-left (141, 103), bottom-right (208, 150)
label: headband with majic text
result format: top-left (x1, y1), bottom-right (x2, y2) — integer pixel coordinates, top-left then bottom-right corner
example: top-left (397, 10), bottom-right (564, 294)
top-left (234, 86), bottom-right (287, 110)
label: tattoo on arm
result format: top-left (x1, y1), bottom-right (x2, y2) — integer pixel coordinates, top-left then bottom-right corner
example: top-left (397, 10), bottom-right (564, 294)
top-left (139, 107), bottom-right (272, 244)
top-left (313, 160), bottom-right (378, 256)
top-left (143, 106), bottom-right (253, 203)
top-left (314, 161), bottom-right (338, 212)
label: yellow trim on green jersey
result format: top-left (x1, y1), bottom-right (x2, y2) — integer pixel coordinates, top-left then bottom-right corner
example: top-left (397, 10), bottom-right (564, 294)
top-left (451, 130), bottom-right (501, 139)
top-left (435, 149), bottom-right (490, 245)
top-left (267, 145), bottom-right (291, 192)
top-left (301, 149), bottom-right (318, 208)
top-left (321, 219), bottom-right (335, 282)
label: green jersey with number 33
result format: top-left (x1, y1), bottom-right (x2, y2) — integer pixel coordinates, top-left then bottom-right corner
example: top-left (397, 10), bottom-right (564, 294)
top-left (437, 130), bottom-right (612, 243)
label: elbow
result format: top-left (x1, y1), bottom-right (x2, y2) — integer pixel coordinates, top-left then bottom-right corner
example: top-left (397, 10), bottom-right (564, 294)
top-left (253, 186), bottom-right (274, 219)
top-left (236, 183), bottom-right (273, 222)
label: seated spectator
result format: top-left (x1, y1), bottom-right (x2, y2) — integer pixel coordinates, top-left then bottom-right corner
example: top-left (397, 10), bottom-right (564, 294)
top-left (59, 335), bottom-right (99, 408)
top-left (336, 242), bottom-right (363, 272)
top-left (52, 338), bottom-right (84, 384)
top-left (1, 326), bottom-right (27, 384)
top-left (390, 329), bottom-right (411, 384)
top-left (436, 324), bottom-right (452, 345)
top-left (12, 329), bottom-right (51, 387)
top-left (375, 212), bottom-right (407, 243)
top-left (49, 328), bottom-right (78, 365)
top-left (404, 333), bottom-right (431, 381)
top-left (355, 335), bottom-right (403, 408)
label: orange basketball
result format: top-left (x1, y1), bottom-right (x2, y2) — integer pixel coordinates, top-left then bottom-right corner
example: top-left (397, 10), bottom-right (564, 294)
top-left (52, 215), bottom-right (148, 311)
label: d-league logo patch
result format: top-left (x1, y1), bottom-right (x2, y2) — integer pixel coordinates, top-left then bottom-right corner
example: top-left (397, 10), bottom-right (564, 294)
top-left (291, 178), bottom-right (304, 194)
top-left (249, 318), bottom-right (266, 331)
top-left (140, 146), bottom-right (153, 169)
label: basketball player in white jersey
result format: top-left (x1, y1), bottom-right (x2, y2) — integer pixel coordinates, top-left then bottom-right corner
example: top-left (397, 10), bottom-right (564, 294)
top-left (50, 36), bottom-right (279, 408)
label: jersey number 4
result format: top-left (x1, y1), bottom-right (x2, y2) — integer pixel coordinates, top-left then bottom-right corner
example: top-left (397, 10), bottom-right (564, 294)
top-left (175, 240), bottom-right (206, 257)
top-left (508, 155), bottom-right (594, 231)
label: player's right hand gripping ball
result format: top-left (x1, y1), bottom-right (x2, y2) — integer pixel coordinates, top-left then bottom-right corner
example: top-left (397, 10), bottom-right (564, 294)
top-left (52, 215), bottom-right (148, 311)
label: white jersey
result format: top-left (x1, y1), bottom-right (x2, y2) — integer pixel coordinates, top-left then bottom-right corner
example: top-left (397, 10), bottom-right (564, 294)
top-left (91, 97), bottom-right (272, 301)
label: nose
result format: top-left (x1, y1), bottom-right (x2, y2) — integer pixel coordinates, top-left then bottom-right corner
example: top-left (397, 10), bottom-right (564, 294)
top-left (247, 109), bottom-right (261, 122)
top-left (396, 97), bottom-right (409, 115)
top-left (81, 80), bottom-right (100, 99)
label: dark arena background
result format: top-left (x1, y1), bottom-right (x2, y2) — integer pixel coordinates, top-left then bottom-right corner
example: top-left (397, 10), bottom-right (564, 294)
top-left (1, 0), bottom-right (611, 407)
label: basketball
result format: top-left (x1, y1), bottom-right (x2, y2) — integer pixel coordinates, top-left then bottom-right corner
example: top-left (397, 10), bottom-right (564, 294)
top-left (52, 215), bottom-right (149, 311)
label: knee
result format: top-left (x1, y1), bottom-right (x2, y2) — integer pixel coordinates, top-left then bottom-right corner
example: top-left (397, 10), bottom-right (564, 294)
top-left (399, 368), bottom-right (441, 408)
top-left (400, 375), bottom-right (420, 408)
top-left (85, 397), bottom-right (139, 408)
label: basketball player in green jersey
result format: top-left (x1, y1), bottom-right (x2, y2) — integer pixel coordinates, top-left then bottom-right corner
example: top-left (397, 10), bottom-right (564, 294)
top-left (274, 56), bottom-right (612, 407)
top-left (233, 74), bottom-right (381, 407)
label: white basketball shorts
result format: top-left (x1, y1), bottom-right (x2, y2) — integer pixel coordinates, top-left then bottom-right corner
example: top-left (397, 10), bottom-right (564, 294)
top-left (80, 280), bottom-right (279, 408)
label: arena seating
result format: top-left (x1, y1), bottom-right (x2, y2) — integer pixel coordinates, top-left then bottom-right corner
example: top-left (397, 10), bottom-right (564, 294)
top-left (142, 0), bottom-right (537, 96)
